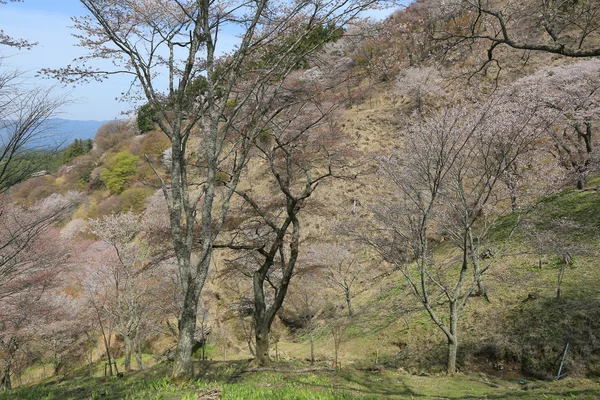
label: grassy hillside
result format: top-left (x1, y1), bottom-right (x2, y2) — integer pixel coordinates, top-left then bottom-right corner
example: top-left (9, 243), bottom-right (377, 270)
top-left (3, 361), bottom-right (600, 399)
top-left (4, 0), bottom-right (600, 396)
top-left (268, 176), bottom-right (600, 380)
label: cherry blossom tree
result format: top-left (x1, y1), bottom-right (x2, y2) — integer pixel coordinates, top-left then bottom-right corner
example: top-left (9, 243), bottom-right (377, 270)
top-left (88, 212), bottom-right (161, 372)
top-left (39, 293), bottom-right (86, 381)
top-left (0, 228), bottom-right (67, 390)
top-left (372, 88), bottom-right (548, 373)
top-left (45, 0), bottom-right (386, 378)
top-left (511, 59), bottom-right (600, 189)
top-left (0, 192), bottom-right (81, 301)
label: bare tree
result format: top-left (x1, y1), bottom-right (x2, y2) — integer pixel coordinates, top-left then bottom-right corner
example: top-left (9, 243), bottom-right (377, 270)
top-left (432, 0), bottom-right (600, 67)
top-left (313, 244), bottom-right (359, 316)
top-left (47, 0), bottom-right (384, 378)
top-left (0, 70), bottom-right (69, 191)
top-left (371, 88), bottom-right (545, 373)
top-left (287, 272), bottom-right (327, 365)
top-left (88, 212), bottom-right (165, 372)
top-left (523, 218), bottom-right (591, 300)
top-left (214, 67), bottom-right (352, 366)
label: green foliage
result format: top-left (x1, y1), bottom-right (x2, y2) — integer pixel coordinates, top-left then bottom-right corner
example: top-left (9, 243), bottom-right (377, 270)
top-left (292, 23), bottom-right (344, 69)
top-left (225, 98), bottom-right (237, 109)
top-left (120, 187), bottom-right (154, 213)
top-left (257, 130), bottom-right (271, 145)
top-left (259, 23), bottom-right (343, 71)
top-left (137, 103), bottom-right (157, 133)
top-left (215, 171), bottom-right (229, 186)
top-left (62, 138), bottom-right (93, 164)
top-left (186, 76), bottom-right (209, 99)
top-left (0, 150), bottom-right (63, 190)
top-left (100, 151), bottom-right (140, 194)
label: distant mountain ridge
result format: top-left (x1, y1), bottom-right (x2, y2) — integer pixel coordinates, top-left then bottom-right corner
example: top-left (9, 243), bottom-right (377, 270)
top-left (43, 118), bottom-right (110, 145)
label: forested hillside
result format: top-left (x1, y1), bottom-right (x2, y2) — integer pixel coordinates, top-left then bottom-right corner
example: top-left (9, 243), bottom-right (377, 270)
top-left (2, 0), bottom-right (600, 397)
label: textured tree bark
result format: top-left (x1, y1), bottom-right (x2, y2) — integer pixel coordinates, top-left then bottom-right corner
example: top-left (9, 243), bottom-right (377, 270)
top-left (0, 360), bottom-right (12, 390)
top-left (309, 332), bottom-right (315, 366)
top-left (345, 288), bottom-right (353, 316)
top-left (255, 324), bottom-right (270, 367)
top-left (124, 334), bottom-right (132, 372)
top-left (447, 302), bottom-right (458, 374)
top-left (172, 277), bottom-right (201, 379)
top-left (447, 338), bottom-right (458, 374)
top-left (135, 329), bottom-right (143, 370)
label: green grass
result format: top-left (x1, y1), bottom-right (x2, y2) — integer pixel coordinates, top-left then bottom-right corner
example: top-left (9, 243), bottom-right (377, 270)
top-left (2, 361), bottom-right (600, 399)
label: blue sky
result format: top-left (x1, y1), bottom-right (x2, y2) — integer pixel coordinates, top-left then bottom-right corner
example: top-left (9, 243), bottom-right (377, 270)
top-left (0, 1), bottom-right (399, 121)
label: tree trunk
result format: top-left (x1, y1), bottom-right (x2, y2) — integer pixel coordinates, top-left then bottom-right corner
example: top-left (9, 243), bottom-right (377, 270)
top-left (467, 228), bottom-right (489, 301)
top-left (0, 360), bottom-right (11, 390)
top-left (53, 340), bottom-right (61, 381)
top-left (124, 334), bottom-right (132, 372)
top-left (557, 265), bottom-right (565, 300)
top-left (135, 332), bottom-right (143, 370)
top-left (345, 289), bottom-right (353, 316)
top-left (309, 332), bottom-right (315, 366)
top-left (255, 323), bottom-right (270, 367)
top-left (447, 301), bottom-right (458, 374)
top-left (172, 279), bottom-right (200, 379)
top-left (447, 337), bottom-right (458, 374)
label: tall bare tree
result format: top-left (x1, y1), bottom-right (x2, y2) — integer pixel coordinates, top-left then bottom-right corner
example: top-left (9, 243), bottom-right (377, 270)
top-left (215, 70), bottom-right (346, 366)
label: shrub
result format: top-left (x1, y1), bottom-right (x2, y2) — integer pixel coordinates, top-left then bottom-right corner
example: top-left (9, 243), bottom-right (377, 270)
top-left (215, 171), bottom-right (229, 185)
top-left (100, 151), bottom-right (140, 194)
top-left (141, 130), bottom-right (170, 160)
top-left (95, 120), bottom-right (136, 151)
top-left (120, 187), bottom-right (154, 213)
top-left (13, 176), bottom-right (57, 205)
top-left (62, 138), bottom-right (93, 164)
top-left (89, 195), bottom-right (123, 218)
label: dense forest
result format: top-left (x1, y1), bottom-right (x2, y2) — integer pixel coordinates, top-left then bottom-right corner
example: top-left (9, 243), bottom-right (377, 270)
top-left (1, 0), bottom-right (600, 398)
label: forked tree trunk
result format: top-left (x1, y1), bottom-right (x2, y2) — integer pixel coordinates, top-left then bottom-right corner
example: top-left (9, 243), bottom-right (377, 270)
top-left (467, 228), bottom-right (489, 301)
